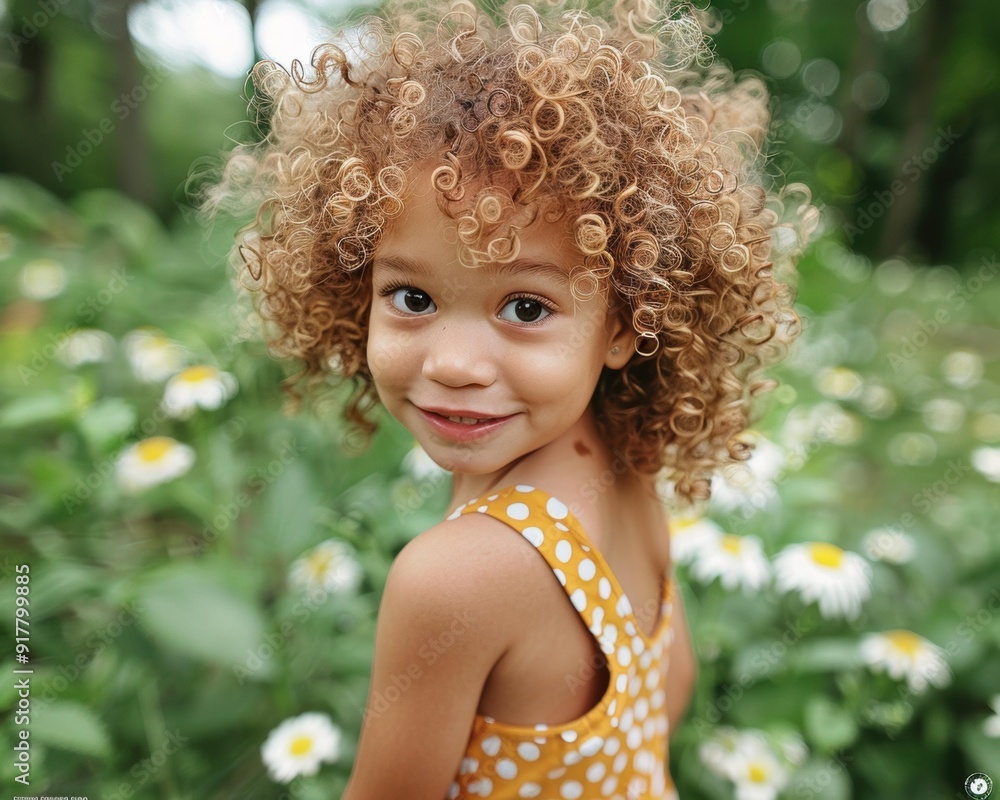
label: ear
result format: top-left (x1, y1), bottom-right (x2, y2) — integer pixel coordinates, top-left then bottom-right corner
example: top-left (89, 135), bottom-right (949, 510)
top-left (603, 304), bottom-right (634, 370)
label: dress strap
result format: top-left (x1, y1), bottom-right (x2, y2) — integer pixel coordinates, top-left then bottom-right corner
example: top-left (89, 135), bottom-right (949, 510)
top-left (447, 483), bottom-right (638, 660)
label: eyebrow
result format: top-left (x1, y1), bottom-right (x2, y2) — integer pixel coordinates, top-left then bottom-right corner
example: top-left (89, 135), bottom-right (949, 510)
top-left (372, 254), bottom-right (571, 287)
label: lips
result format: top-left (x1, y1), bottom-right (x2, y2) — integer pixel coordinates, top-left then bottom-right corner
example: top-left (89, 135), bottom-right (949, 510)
top-left (415, 405), bottom-right (517, 442)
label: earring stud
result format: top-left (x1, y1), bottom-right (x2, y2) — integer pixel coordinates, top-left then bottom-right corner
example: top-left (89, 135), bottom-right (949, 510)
top-left (611, 346), bottom-right (620, 354)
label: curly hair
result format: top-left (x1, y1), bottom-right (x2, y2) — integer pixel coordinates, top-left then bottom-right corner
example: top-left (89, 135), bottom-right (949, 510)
top-left (196, 0), bottom-right (818, 507)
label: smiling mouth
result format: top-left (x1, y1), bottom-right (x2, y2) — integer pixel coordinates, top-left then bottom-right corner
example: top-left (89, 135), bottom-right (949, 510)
top-left (442, 414), bottom-right (495, 425)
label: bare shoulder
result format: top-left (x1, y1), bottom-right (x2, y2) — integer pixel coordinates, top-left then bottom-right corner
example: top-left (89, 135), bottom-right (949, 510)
top-left (387, 510), bottom-right (544, 637)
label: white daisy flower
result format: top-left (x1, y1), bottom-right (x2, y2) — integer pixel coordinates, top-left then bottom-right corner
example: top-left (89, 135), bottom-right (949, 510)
top-left (19, 258), bottom-right (66, 300)
top-left (161, 365), bottom-right (238, 418)
top-left (730, 734), bottom-right (789, 800)
top-left (698, 726), bottom-right (742, 778)
top-left (778, 732), bottom-right (808, 765)
top-left (859, 630), bottom-right (951, 694)
top-left (115, 436), bottom-right (195, 493)
top-left (668, 514), bottom-right (724, 565)
top-left (690, 532), bottom-right (771, 594)
top-left (861, 526), bottom-right (915, 564)
top-left (984, 695), bottom-right (1000, 738)
top-left (710, 431), bottom-right (786, 516)
top-left (260, 712), bottom-right (341, 783)
top-left (289, 539), bottom-right (363, 597)
top-left (56, 328), bottom-right (115, 367)
top-left (402, 442), bottom-right (448, 480)
top-left (773, 542), bottom-right (872, 620)
top-left (123, 327), bottom-right (187, 382)
top-left (972, 447), bottom-right (1000, 483)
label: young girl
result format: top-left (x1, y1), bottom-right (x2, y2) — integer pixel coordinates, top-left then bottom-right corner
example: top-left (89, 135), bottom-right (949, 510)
top-left (200, 0), bottom-right (816, 796)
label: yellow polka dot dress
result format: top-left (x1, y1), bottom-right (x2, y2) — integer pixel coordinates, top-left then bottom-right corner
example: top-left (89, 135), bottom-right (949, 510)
top-left (444, 484), bottom-right (679, 800)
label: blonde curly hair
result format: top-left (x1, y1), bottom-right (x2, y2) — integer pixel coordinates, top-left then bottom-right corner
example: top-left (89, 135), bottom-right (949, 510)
top-left (197, 0), bottom-right (818, 507)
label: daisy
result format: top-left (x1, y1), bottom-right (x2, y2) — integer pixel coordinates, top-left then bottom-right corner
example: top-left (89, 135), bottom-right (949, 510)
top-left (402, 442), bottom-right (448, 480)
top-left (773, 542), bottom-right (872, 620)
top-left (729, 736), bottom-right (789, 800)
top-left (261, 712), bottom-right (341, 783)
top-left (859, 630), bottom-right (951, 694)
top-left (668, 515), bottom-right (724, 566)
top-left (161, 365), bottom-right (238, 418)
top-left (690, 532), bottom-right (771, 594)
top-left (861, 526), bottom-right (915, 564)
top-left (709, 431), bottom-right (787, 516)
top-left (123, 327), bottom-right (186, 382)
top-left (972, 447), bottom-right (1000, 483)
top-left (983, 695), bottom-right (1000, 738)
top-left (56, 328), bottom-right (115, 367)
top-left (19, 258), bottom-right (66, 300)
top-left (289, 539), bottom-right (363, 597)
top-left (115, 436), bottom-right (195, 493)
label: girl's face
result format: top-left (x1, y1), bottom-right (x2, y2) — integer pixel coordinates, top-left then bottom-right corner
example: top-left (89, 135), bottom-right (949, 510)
top-left (367, 165), bottom-right (633, 479)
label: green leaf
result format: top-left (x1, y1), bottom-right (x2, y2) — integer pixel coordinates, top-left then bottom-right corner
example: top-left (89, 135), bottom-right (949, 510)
top-left (77, 397), bottom-right (136, 451)
top-left (136, 565), bottom-right (266, 668)
top-left (786, 757), bottom-right (853, 800)
top-left (31, 701), bottom-right (112, 758)
top-left (792, 638), bottom-right (866, 672)
top-left (0, 393), bottom-right (73, 429)
top-left (805, 695), bottom-right (859, 752)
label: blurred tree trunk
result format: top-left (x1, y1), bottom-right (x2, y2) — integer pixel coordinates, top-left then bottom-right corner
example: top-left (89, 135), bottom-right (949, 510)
top-left (100, 0), bottom-right (157, 206)
top-left (878, 0), bottom-right (956, 259)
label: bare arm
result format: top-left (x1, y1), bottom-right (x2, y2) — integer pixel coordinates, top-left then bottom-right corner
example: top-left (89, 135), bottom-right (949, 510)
top-left (341, 520), bottom-right (513, 800)
top-left (665, 584), bottom-right (697, 736)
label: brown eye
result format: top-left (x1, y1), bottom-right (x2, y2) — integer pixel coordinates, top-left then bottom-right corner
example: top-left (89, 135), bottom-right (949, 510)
top-left (390, 287), bottom-right (435, 315)
top-left (500, 298), bottom-right (550, 324)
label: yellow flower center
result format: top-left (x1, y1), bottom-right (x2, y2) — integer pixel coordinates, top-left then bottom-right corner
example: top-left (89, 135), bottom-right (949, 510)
top-left (672, 515), bottom-right (701, 532)
top-left (721, 534), bottom-right (743, 554)
top-left (289, 735), bottom-right (313, 756)
top-left (748, 762), bottom-right (768, 783)
top-left (136, 437), bottom-right (173, 463)
top-left (809, 542), bottom-right (844, 568)
top-left (885, 629), bottom-right (923, 656)
top-left (177, 365), bottom-right (217, 384)
top-left (306, 549), bottom-right (335, 580)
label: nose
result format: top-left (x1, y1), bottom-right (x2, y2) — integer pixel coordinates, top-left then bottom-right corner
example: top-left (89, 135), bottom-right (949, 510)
top-left (421, 320), bottom-right (496, 387)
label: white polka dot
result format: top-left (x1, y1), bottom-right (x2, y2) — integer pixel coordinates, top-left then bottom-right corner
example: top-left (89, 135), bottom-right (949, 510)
top-left (496, 758), bottom-right (518, 779)
top-left (469, 777), bottom-right (493, 796)
top-left (643, 718), bottom-right (656, 739)
top-left (506, 503), bottom-right (530, 520)
top-left (570, 588), bottom-right (587, 611)
top-left (481, 735), bottom-right (501, 756)
top-left (627, 727), bottom-right (643, 750)
top-left (487, 494), bottom-right (500, 501)
top-left (563, 750), bottom-right (583, 765)
top-left (617, 595), bottom-right (632, 616)
top-left (555, 539), bottom-right (572, 563)
top-left (477, 505), bottom-right (488, 512)
top-left (620, 708), bottom-right (633, 731)
top-left (448, 781), bottom-right (460, 799)
top-left (579, 735), bottom-right (604, 757)
top-left (578, 558), bottom-right (596, 580)
top-left (614, 750), bottom-right (629, 772)
top-left (601, 775), bottom-right (618, 796)
top-left (554, 568), bottom-right (566, 586)
top-left (547, 766), bottom-right (567, 779)
top-left (598, 577), bottom-right (612, 599)
top-left (615, 673), bottom-right (628, 692)
top-left (632, 636), bottom-right (645, 655)
top-left (560, 729), bottom-right (578, 742)
top-left (460, 757), bottom-right (479, 774)
top-left (635, 698), bottom-right (649, 721)
top-left (650, 689), bottom-right (665, 708)
top-left (607, 699), bottom-right (616, 716)
top-left (634, 749), bottom-right (655, 774)
top-left (517, 742), bottom-right (540, 761)
top-left (640, 651), bottom-right (653, 671)
top-left (589, 606), bottom-right (604, 634)
top-left (518, 784), bottom-right (542, 798)
top-left (629, 676), bottom-right (642, 697)
top-left (546, 497), bottom-right (569, 519)
top-left (586, 761), bottom-right (607, 782)
top-left (515, 484), bottom-right (535, 493)
top-left (603, 736), bottom-right (621, 756)
top-left (446, 504), bottom-right (467, 520)
top-left (521, 526), bottom-right (544, 547)
top-left (617, 645), bottom-right (632, 667)
top-left (624, 620), bottom-right (636, 637)
top-left (559, 780), bottom-right (583, 799)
